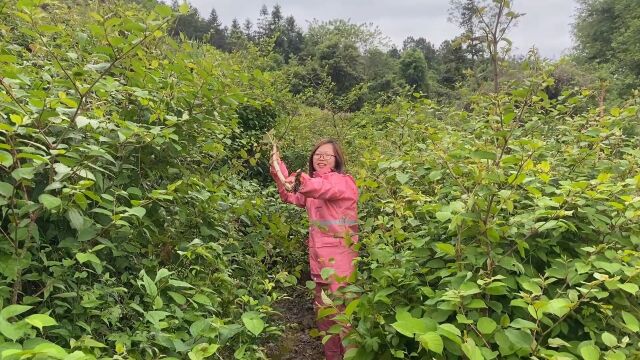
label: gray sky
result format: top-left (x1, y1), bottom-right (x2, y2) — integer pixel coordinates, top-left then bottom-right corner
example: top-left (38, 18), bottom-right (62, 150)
top-left (191, 1), bottom-right (578, 59)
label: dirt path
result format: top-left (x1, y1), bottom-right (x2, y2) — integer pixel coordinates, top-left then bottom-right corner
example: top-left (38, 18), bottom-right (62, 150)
top-left (266, 286), bottom-right (324, 360)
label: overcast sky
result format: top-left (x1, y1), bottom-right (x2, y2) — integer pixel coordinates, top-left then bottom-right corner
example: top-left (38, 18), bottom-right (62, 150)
top-left (190, 1), bottom-right (578, 59)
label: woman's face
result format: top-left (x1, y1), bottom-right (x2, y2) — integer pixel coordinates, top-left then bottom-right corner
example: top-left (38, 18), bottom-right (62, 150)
top-left (312, 143), bottom-right (336, 173)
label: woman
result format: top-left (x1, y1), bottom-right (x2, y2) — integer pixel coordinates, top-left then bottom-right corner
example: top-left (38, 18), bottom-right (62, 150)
top-left (270, 139), bottom-right (358, 360)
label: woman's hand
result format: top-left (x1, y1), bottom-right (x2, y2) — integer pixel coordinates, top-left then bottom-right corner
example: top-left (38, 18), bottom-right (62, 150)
top-left (284, 171), bottom-right (298, 191)
top-left (270, 143), bottom-right (280, 165)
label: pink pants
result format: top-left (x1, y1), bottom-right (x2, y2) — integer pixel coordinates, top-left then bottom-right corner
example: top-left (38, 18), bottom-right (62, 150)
top-left (309, 245), bottom-right (357, 360)
top-left (314, 283), bottom-right (345, 360)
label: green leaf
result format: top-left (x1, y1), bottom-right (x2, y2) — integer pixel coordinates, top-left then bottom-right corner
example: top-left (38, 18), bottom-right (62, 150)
top-left (67, 208), bottom-right (86, 230)
top-left (435, 211), bottom-right (452, 222)
top-left (0, 305), bottom-right (33, 320)
top-left (477, 317), bottom-right (497, 334)
top-left (241, 311), bottom-right (265, 336)
top-left (38, 194), bottom-right (62, 210)
top-left (391, 316), bottom-right (434, 337)
top-left (142, 272), bottom-right (158, 297)
top-left (606, 351), bottom-right (626, 360)
top-left (418, 332), bottom-right (443, 354)
top-left (0, 182), bottom-right (13, 197)
top-left (601, 332), bottom-right (617, 347)
top-left (76, 252), bottom-right (100, 264)
top-left (505, 328), bottom-right (533, 348)
top-left (580, 344), bottom-right (600, 360)
top-left (0, 317), bottom-right (25, 341)
top-left (168, 291), bottom-right (186, 305)
top-left (622, 311), bottom-right (639, 332)
top-left (345, 298), bottom-right (360, 317)
top-left (470, 150), bottom-right (497, 161)
top-left (178, 1), bottom-right (190, 14)
top-left (320, 267), bottom-right (335, 281)
top-left (188, 343), bottom-right (219, 360)
top-left (128, 206), bottom-right (146, 218)
top-left (617, 283), bottom-right (639, 294)
top-left (544, 298), bottom-right (572, 317)
top-left (0, 150), bottom-right (12, 167)
top-left (547, 337), bottom-right (571, 348)
top-left (155, 268), bottom-right (171, 282)
top-left (435, 242), bottom-right (455, 255)
top-left (154, 4), bottom-right (172, 16)
top-left (396, 172), bottom-right (410, 184)
top-left (169, 279), bottom-right (194, 288)
top-left (509, 318), bottom-right (537, 329)
top-left (25, 313), bottom-right (58, 331)
top-left (461, 338), bottom-right (484, 360)
top-left (11, 167), bottom-right (35, 181)
top-left (193, 293), bottom-right (211, 306)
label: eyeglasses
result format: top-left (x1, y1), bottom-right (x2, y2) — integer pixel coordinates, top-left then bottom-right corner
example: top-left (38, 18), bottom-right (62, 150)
top-left (313, 153), bottom-right (336, 159)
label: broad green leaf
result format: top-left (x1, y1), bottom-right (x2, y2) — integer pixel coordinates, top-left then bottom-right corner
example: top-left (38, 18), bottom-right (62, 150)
top-left (461, 338), bottom-right (484, 360)
top-left (548, 337), bottom-right (571, 348)
top-left (580, 344), bottom-right (600, 360)
top-left (11, 167), bottom-right (35, 181)
top-left (169, 279), bottom-right (194, 288)
top-left (617, 283), bottom-right (639, 294)
top-left (154, 4), bottom-right (172, 16)
top-left (435, 212), bottom-right (452, 222)
top-left (0, 317), bottom-right (26, 340)
top-left (155, 268), bottom-right (171, 282)
top-left (142, 272), bottom-right (158, 297)
top-left (396, 172), bottom-right (409, 184)
top-left (25, 313), bottom-right (58, 331)
top-left (193, 293), bottom-right (211, 306)
top-left (544, 298), bottom-right (572, 317)
top-left (128, 206), bottom-right (146, 218)
top-left (0, 150), bottom-right (12, 167)
top-left (0, 182), bottom-right (13, 197)
top-left (67, 208), bottom-right (86, 230)
top-left (168, 291), bottom-right (186, 305)
top-left (345, 298), bottom-right (360, 317)
top-left (601, 332), bottom-right (617, 347)
top-left (76, 252), bottom-right (100, 264)
top-left (391, 314), bottom-right (435, 337)
top-left (477, 317), bottom-right (497, 334)
top-left (241, 311), bottom-right (265, 336)
top-left (0, 305), bottom-right (32, 319)
top-left (470, 150), bottom-right (497, 161)
top-left (188, 343), bottom-right (219, 360)
top-left (622, 311), bottom-right (639, 332)
top-left (505, 328), bottom-right (533, 348)
top-left (435, 242), bottom-right (455, 256)
top-left (418, 332), bottom-right (443, 354)
top-left (38, 194), bottom-right (62, 210)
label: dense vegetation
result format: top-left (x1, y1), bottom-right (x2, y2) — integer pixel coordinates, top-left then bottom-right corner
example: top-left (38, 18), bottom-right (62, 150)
top-left (0, 0), bottom-right (639, 359)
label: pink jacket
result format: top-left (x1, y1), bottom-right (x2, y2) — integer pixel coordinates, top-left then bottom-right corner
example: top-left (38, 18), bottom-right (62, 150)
top-left (270, 160), bottom-right (358, 280)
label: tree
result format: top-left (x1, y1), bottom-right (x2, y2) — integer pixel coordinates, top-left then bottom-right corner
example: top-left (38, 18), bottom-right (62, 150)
top-left (227, 18), bottom-right (247, 51)
top-left (243, 18), bottom-right (254, 42)
top-left (449, 0), bottom-right (485, 63)
top-left (477, 0), bottom-right (521, 92)
top-left (206, 7), bottom-right (227, 50)
top-left (573, 0), bottom-right (640, 99)
top-left (437, 39), bottom-right (468, 89)
top-left (402, 36), bottom-right (438, 67)
top-left (316, 39), bottom-right (364, 95)
top-left (305, 19), bottom-right (389, 53)
top-left (399, 48), bottom-right (428, 92)
top-left (279, 15), bottom-right (304, 62)
top-left (169, 4), bottom-right (208, 41)
top-left (256, 4), bottom-right (270, 40)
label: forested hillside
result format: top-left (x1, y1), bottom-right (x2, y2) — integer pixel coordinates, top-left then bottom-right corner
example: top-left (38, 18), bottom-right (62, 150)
top-left (1, 0), bottom-right (639, 359)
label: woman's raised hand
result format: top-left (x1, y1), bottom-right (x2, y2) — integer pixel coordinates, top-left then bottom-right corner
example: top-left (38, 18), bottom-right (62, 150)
top-left (270, 143), bottom-right (280, 165)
